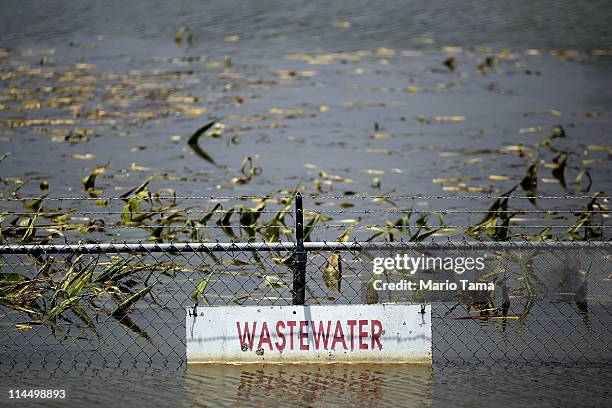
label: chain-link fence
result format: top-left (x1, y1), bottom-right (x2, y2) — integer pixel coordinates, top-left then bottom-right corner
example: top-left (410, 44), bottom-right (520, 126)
top-left (0, 193), bottom-right (610, 370)
top-left (1, 240), bottom-right (610, 369)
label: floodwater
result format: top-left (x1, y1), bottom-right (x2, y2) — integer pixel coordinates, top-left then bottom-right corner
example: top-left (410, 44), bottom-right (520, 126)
top-left (2, 363), bottom-right (611, 407)
top-left (0, 0), bottom-right (611, 243)
top-left (1, 1), bottom-right (611, 406)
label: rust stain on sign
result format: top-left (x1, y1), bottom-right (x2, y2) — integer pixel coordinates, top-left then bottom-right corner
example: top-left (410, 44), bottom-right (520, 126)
top-left (187, 304), bottom-right (432, 364)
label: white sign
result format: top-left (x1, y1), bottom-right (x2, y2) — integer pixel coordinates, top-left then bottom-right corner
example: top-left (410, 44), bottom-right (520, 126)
top-left (186, 304), bottom-right (432, 364)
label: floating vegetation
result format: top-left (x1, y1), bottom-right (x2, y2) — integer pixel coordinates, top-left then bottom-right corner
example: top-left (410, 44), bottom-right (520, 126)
top-left (520, 161), bottom-right (538, 204)
top-left (568, 193), bottom-right (605, 240)
top-left (187, 121), bottom-right (217, 165)
top-left (82, 163), bottom-right (108, 197)
top-left (323, 253), bottom-right (341, 292)
top-left (0, 41), bottom-right (610, 338)
top-left (443, 56), bottom-right (457, 72)
top-left (466, 187), bottom-right (517, 241)
top-left (174, 26), bottom-right (194, 46)
top-left (231, 156), bottom-right (262, 185)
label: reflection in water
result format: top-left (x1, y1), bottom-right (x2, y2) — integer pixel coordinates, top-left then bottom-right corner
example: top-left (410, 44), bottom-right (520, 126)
top-left (186, 364), bottom-right (432, 407)
top-left (2, 362), bottom-right (609, 408)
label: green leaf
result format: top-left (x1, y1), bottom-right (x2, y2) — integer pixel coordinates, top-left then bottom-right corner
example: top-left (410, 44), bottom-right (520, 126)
top-left (394, 214), bottom-right (411, 233)
top-left (216, 207), bottom-right (234, 226)
top-left (121, 197), bottom-right (141, 224)
top-left (187, 121), bottom-right (216, 165)
top-left (45, 296), bottom-right (81, 321)
top-left (552, 152), bottom-right (568, 189)
top-left (21, 213), bottom-right (38, 243)
top-left (304, 214), bottom-right (324, 241)
top-left (466, 186), bottom-right (516, 239)
top-left (568, 193), bottom-right (604, 240)
top-left (24, 195), bottom-right (47, 212)
top-left (119, 178), bottom-right (152, 200)
top-left (111, 285), bottom-right (154, 317)
top-left (191, 270), bottom-right (214, 305)
top-left (323, 253), bottom-right (341, 292)
top-left (82, 163), bottom-right (108, 192)
top-left (198, 203), bottom-right (222, 224)
top-left (520, 161), bottom-right (538, 205)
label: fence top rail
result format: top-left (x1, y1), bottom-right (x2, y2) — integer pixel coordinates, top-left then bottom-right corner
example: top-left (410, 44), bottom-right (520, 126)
top-left (0, 240), bottom-right (610, 254)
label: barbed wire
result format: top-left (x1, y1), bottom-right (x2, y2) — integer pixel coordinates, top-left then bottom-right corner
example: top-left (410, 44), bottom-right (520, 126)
top-left (0, 193), bottom-right (607, 202)
top-left (2, 209), bottom-right (295, 216)
top-left (0, 209), bottom-right (607, 216)
top-left (0, 223), bottom-right (292, 230)
top-left (1, 223), bottom-right (608, 230)
top-left (310, 224), bottom-right (610, 230)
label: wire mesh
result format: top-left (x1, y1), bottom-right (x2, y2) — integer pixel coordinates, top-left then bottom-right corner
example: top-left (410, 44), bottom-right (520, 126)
top-left (305, 240), bottom-right (612, 366)
top-left (0, 239), bottom-right (610, 370)
top-left (0, 191), bottom-right (610, 369)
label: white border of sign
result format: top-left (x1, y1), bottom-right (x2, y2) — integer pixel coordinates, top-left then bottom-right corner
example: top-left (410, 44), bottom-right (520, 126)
top-left (187, 304), bottom-right (432, 364)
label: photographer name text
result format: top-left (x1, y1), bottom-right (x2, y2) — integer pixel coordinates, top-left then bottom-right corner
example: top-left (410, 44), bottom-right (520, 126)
top-left (372, 279), bottom-right (494, 291)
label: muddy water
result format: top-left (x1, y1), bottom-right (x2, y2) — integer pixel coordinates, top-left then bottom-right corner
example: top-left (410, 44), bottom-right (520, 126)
top-left (2, 0), bottom-right (612, 50)
top-left (2, 363), bottom-right (611, 407)
top-left (0, 37), bottom-right (610, 243)
top-left (1, 1), bottom-right (612, 243)
top-left (1, 1), bottom-right (611, 406)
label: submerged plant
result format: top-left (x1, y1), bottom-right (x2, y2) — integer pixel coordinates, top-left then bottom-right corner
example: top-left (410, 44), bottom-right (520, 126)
top-left (568, 192), bottom-right (606, 240)
top-left (0, 253), bottom-right (167, 340)
top-left (187, 121), bottom-right (217, 165)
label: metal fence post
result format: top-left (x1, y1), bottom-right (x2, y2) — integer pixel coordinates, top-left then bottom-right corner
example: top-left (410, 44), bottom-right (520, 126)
top-left (292, 192), bottom-right (307, 305)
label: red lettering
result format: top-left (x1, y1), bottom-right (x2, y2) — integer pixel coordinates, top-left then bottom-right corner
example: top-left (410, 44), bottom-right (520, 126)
top-left (287, 321), bottom-right (296, 350)
top-left (347, 320), bottom-right (357, 351)
top-left (299, 321), bottom-right (309, 350)
top-left (371, 320), bottom-right (383, 350)
top-left (275, 321), bottom-right (286, 351)
top-left (238, 320), bottom-right (383, 353)
top-left (359, 320), bottom-right (368, 350)
top-left (331, 320), bottom-right (347, 350)
top-left (311, 321), bottom-right (332, 350)
top-left (236, 321), bottom-right (257, 350)
top-left (258, 321), bottom-right (272, 350)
